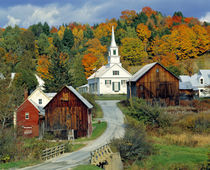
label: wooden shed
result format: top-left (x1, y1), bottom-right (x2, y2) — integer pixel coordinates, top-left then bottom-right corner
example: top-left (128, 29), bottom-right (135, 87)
top-left (44, 86), bottom-right (93, 139)
top-left (16, 99), bottom-right (45, 138)
top-left (127, 62), bottom-right (179, 106)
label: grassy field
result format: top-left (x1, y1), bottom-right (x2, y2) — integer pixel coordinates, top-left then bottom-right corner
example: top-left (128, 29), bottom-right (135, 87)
top-left (95, 94), bottom-right (127, 100)
top-left (73, 165), bottom-right (101, 170)
top-left (74, 121), bottom-right (107, 142)
top-left (139, 143), bottom-right (209, 170)
top-left (117, 100), bottom-right (210, 170)
top-left (94, 102), bottom-right (103, 118)
top-left (0, 159), bottom-right (42, 169)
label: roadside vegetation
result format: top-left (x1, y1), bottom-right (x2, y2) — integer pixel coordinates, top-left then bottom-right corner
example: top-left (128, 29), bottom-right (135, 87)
top-left (116, 98), bottom-right (210, 169)
top-left (73, 164), bottom-right (102, 170)
top-left (95, 94), bottom-right (127, 101)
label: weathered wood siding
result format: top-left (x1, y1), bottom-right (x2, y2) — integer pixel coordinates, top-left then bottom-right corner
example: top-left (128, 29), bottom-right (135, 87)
top-left (135, 64), bottom-right (179, 105)
top-left (45, 87), bottom-right (90, 138)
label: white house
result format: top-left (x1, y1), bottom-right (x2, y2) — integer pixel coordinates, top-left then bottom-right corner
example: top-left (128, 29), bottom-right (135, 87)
top-left (179, 69), bottom-right (210, 98)
top-left (79, 27), bottom-right (132, 95)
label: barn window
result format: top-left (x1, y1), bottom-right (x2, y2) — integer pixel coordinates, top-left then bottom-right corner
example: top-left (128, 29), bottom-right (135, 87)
top-left (156, 68), bottom-right (159, 73)
top-left (25, 113), bottom-right (29, 119)
top-left (38, 99), bottom-right (42, 104)
top-left (113, 71), bottom-right (119, 75)
top-left (200, 78), bottom-right (204, 84)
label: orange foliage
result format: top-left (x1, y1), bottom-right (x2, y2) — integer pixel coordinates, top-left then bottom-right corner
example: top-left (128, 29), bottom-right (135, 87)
top-left (142, 7), bottom-right (157, 17)
top-left (37, 55), bottom-right (50, 79)
top-left (50, 26), bottom-right (58, 33)
top-left (172, 15), bottom-right (182, 23)
top-left (82, 53), bottom-right (97, 78)
top-left (94, 22), bottom-right (117, 39)
top-left (120, 10), bottom-right (137, 24)
top-left (153, 52), bottom-right (178, 67)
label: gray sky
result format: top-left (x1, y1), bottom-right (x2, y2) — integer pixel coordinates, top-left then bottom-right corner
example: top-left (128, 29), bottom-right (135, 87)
top-left (0, 0), bottom-right (209, 28)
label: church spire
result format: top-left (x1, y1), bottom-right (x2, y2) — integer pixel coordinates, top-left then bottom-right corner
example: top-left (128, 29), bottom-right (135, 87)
top-left (110, 26), bottom-right (117, 47)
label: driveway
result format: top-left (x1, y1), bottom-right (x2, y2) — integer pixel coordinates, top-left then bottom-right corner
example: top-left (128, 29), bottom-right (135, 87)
top-left (21, 100), bottom-right (125, 170)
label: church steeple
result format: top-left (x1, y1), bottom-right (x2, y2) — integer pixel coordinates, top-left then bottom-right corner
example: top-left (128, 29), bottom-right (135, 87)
top-left (108, 26), bottom-right (121, 66)
top-left (110, 26), bottom-right (117, 47)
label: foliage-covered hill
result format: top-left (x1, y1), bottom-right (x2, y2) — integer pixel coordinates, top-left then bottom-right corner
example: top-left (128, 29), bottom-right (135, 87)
top-left (0, 6), bottom-right (209, 92)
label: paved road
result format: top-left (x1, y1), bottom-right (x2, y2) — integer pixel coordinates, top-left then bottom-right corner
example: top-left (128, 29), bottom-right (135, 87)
top-left (21, 100), bottom-right (125, 170)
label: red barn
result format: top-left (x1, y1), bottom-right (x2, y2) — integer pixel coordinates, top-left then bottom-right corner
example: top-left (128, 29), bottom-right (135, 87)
top-left (44, 86), bottom-right (93, 139)
top-left (16, 99), bottom-right (45, 138)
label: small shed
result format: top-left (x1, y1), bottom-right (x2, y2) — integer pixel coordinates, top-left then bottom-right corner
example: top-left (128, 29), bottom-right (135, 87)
top-left (127, 62), bottom-right (179, 106)
top-left (16, 99), bottom-right (45, 138)
top-left (44, 86), bottom-right (93, 139)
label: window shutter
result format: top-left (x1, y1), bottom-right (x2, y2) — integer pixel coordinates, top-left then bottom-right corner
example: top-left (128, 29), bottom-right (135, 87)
top-left (118, 82), bottom-right (120, 91)
top-left (112, 82), bottom-right (114, 91)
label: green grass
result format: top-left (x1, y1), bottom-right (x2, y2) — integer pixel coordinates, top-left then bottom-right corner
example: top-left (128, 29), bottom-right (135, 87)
top-left (95, 94), bottom-right (127, 100)
top-left (0, 159), bottom-right (42, 169)
top-left (141, 143), bottom-right (209, 170)
top-left (71, 143), bottom-right (86, 152)
top-left (75, 122), bottom-right (107, 142)
top-left (73, 165), bottom-right (101, 170)
top-left (94, 102), bottom-right (103, 118)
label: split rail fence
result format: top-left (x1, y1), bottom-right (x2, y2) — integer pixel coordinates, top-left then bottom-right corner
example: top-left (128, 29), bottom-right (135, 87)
top-left (41, 144), bottom-right (65, 160)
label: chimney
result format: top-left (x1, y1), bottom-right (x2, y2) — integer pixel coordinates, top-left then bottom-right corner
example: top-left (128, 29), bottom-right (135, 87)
top-left (24, 88), bottom-right (28, 100)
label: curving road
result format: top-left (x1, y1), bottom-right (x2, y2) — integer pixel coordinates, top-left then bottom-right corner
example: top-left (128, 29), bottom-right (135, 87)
top-left (21, 100), bottom-right (125, 170)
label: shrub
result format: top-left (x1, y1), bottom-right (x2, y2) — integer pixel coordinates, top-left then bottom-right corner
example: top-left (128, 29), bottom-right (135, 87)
top-left (111, 122), bottom-right (153, 163)
top-left (82, 93), bottom-right (97, 117)
top-left (127, 98), bottom-right (171, 128)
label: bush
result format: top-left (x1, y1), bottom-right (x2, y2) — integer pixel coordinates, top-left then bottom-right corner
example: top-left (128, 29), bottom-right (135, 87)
top-left (82, 93), bottom-right (97, 117)
top-left (0, 128), bottom-right (17, 162)
top-left (127, 98), bottom-right (171, 128)
top-left (111, 122), bottom-right (153, 163)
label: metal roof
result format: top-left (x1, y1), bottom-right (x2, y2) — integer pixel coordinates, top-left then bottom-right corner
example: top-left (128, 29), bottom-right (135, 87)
top-left (66, 86), bottom-right (93, 109)
top-left (29, 99), bottom-right (45, 116)
top-left (45, 93), bottom-right (57, 99)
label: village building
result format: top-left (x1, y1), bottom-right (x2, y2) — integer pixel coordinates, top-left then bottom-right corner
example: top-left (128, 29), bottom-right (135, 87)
top-left (16, 98), bottom-right (45, 138)
top-left (44, 86), bottom-right (93, 139)
top-left (127, 62), bottom-right (180, 106)
top-left (78, 27), bottom-right (132, 95)
top-left (15, 87), bottom-right (56, 138)
top-left (179, 70), bottom-right (210, 98)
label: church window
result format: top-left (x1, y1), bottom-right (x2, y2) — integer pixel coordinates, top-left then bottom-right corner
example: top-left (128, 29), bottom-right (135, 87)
top-left (105, 80), bottom-right (111, 85)
top-left (38, 99), bottom-right (42, 104)
top-left (121, 80), bottom-right (126, 86)
top-left (113, 71), bottom-right (119, 75)
top-left (113, 49), bottom-right (116, 55)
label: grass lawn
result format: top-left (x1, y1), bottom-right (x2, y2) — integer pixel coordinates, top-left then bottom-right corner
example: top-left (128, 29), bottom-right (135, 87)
top-left (75, 121), bottom-right (107, 142)
top-left (71, 143), bottom-right (86, 152)
top-left (73, 164), bottom-right (101, 170)
top-left (95, 94), bottom-right (126, 100)
top-left (94, 102), bottom-right (103, 118)
top-left (140, 143), bottom-right (209, 170)
top-left (0, 159), bottom-right (42, 169)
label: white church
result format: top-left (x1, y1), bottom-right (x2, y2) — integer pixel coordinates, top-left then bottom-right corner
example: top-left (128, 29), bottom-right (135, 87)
top-left (78, 27), bottom-right (132, 95)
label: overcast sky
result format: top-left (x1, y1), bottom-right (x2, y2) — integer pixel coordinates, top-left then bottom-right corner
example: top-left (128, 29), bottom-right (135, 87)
top-left (0, 0), bottom-right (209, 28)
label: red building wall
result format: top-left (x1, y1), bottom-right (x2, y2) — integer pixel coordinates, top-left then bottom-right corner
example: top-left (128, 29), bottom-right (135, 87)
top-left (16, 99), bottom-right (39, 137)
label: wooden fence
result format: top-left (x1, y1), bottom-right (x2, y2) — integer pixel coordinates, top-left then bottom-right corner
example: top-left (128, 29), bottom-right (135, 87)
top-left (41, 144), bottom-right (65, 160)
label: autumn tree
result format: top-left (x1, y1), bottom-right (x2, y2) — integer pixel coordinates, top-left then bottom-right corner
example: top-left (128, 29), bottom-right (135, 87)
top-left (120, 37), bottom-right (147, 65)
top-left (82, 53), bottom-right (97, 78)
top-left (37, 55), bottom-right (50, 79)
top-left (120, 10), bottom-right (137, 24)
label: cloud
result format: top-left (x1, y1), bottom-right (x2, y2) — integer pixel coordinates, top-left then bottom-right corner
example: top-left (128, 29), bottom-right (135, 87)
top-left (0, 2), bottom-right (112, 28)
top-left (4, 15), bottom-right (20, 27)
top-left (200, 12), bottom-right (210, 22)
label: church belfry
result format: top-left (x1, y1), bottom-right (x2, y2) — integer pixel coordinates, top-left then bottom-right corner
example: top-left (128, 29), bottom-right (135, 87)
top-left (108, 26), bottom-right (121, 66)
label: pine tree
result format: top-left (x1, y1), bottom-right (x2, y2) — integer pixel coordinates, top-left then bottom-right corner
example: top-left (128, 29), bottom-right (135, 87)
top-left (62, 28), bottom-right (74, 52)
top-left (44, 52), bottom-right (72, 92)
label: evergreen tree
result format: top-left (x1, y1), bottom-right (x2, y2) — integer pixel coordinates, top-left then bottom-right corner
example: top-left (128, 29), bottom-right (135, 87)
top-left (62, 29), bottom-right (74, 52)
top-left (84, 26), bottom-right (94, 39)
top-left (44, 52), bottom-right (72, 92)
top-left (43, 22), bottom-right (50, 36)
top-left (37, 33), bottom-right (50, 55)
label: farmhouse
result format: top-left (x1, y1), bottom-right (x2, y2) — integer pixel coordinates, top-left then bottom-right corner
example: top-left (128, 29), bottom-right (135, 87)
top-left (15, 87), bottom-right (56, 138)
top-left (44, 86), bottom-right (93, 139)
top-left (16, 99), bottom-right (45, 138)
top-left (127, 62), bottom-right (179, 106)
top-left (179, 70), bottom-right (210, 98)
top-left (78, 27), bottom-right (131, 95)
